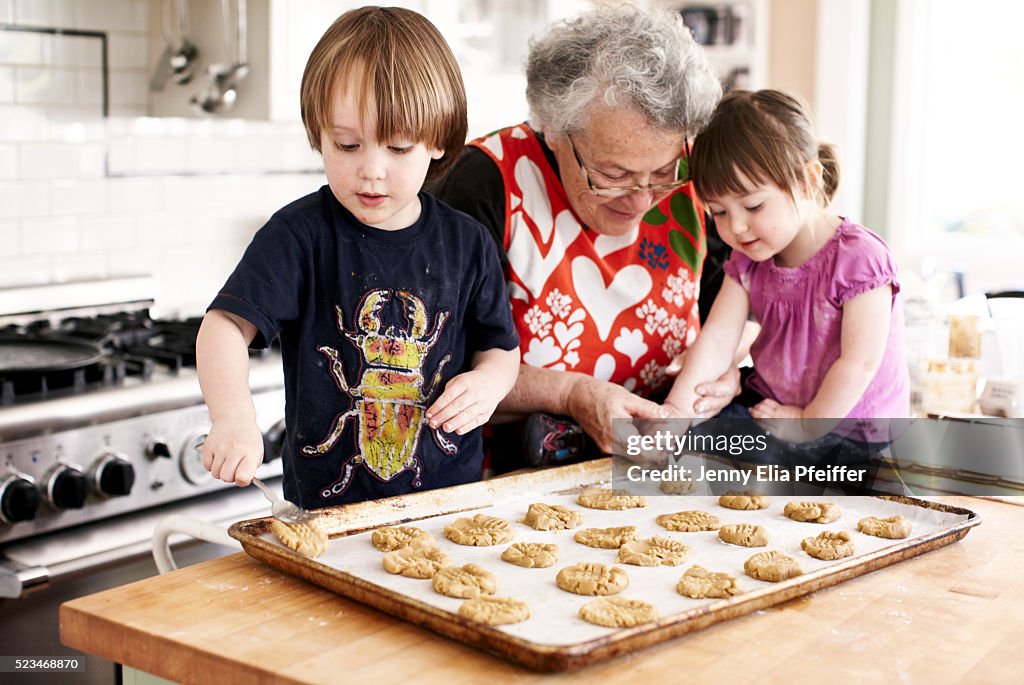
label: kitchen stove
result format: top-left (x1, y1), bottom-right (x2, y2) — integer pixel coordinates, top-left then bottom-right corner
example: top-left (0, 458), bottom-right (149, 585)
top-left (0, 278), bottom-right (286, 598)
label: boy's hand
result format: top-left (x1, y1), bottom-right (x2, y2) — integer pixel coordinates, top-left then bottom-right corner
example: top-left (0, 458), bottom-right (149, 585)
top-left (426, 369), bottom-right (505, 436)
top-left (201, 416), bottom-right (265, 486)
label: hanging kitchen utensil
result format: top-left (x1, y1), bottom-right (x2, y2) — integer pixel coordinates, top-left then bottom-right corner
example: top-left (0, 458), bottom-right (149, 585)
top-left (149, 0), bottom-right (176, 91)
top-left (190, 0), bottom-right (250, 115)
top-left (168, 0), bottom-right (198, 85)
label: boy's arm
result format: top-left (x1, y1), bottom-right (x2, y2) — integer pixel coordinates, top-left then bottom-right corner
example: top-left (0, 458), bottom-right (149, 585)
top-left (664, 277), bottom-right (750, 417)
top-left (426, 346), bottom-right (520, 436)
top-left (196, 309), bottom-right (266, 486)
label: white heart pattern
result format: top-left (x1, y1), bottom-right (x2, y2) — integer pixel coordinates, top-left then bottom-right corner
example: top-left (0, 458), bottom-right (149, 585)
top-left (593, 353), bottom-right (616, 381)
top-left (613, 327), bottom-right (648, 366)
top-left (571, 258), bottom-right (652, 341)
top-left (508, 206), bottom-right (582, 299)
top-left (553, 321), bottom-right (584, 349)
top-left (522, 336), bottom-right (562, 367)
top-left (593, 227), bottom-right (638, 257)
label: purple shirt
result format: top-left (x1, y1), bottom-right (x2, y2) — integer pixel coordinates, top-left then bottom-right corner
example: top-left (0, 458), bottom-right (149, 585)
top-left (724, 219), bottom-right (909, 439)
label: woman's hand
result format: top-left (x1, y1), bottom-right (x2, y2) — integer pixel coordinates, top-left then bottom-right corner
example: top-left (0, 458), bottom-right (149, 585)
top-left (666, 352), bottom-right (741, 416)
top-left (565, 376), bottom-right (666, 454)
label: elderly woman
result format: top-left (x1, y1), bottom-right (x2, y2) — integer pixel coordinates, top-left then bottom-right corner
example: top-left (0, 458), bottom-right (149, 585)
top-left (435, 4), bottom-right (739, 460)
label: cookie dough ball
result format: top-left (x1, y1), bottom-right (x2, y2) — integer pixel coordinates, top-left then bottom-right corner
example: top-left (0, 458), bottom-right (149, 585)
top-left (432, 563), bottom-right (498, 599)
top-left (718, 494), bottom-right (771, 510)
top-left (617, 536), bottom-right (690, 567)
top-left (656, 510), bottom-right (722, 532)
top-left (744, 551), bottom-right (803, 582)
top-left (272, 518), bottom-right (328, 558)
top-left (784, 501), bottom-right (842, 524)
top-left (660, 478), bottom-right (697, 495)
top-left (676, 565), bottom-right (742, 599)
top-left (858, 515), bottom-right (912, 539)
top-left (579, 596), bottom-right (658, 628)
top-left (383, 545), bottom-right (449, 579)
top-left (370, 525), bottom-right (433, 552)
top-left (444, 513), bottom-right (514, 546)
top-left (576, 489), bottom-right (647, 510)
top-left (501, 542), bottom-right (559, 568)
top-left (522, 502), bottom-right (583, 531)
top-left (718, 523), bottom-right (769, 547)
top-left (458, 596), bottom-right (530, 625)
top-left (573, 526), bottom-right (638, 549)
top-left (556, 562), bottom-right (629, 596)
top-left (801, 530), bottom-right (855, 560)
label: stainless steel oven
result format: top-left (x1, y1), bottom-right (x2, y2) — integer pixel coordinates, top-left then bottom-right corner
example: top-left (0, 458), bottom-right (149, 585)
top-left (0, 278), bottom-right (285, 684)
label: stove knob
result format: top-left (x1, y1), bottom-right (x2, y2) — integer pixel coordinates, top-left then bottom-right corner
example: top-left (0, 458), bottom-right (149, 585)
top-left (147, 438), bottom-right (172, 460)
top-left (43, 466), bottom-right (88, 510)
top-left (262, 419), bottom-right (286, 463)
top-left (92, 453), bottom-right (136, 498)
top-left (0, 476), bottom-right (40, 524)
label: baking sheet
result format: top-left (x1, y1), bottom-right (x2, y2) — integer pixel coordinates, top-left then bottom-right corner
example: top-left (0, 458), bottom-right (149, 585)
top-left (230, 462), bottom-right (980, 671)
top-left (252, 492), bottom-right (970, 646)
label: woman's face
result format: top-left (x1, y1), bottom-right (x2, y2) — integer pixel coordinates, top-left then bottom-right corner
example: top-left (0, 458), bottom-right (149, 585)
top-left (551, 103), bottom-right (687, 236)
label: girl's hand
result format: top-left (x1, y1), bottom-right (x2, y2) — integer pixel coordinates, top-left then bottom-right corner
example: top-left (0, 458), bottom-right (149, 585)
top-left (749, 398), bottom-right (803, 421)
top-left (427, 369), bottom-right (506, 436)
top-left (202, 415), bottom-right (265, 486)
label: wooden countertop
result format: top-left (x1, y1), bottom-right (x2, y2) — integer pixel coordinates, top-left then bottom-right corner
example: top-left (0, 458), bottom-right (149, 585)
top-left (61, 496), bottom-right (1022, 684)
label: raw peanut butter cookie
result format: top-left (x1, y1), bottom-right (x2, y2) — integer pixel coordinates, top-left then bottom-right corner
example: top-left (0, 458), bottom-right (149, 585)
top-left (522, 502), bottom-right (583, 531)
top-left (458, 596), bottom-right (530, 625)
top-left (744, 551), bottom-right (803, 582)
top-left (718, 494), bottom-right (771, 510)
top-left (784, 501), bottom-right (842, 524)
top-left (857, 515), bottom-right (912, 539)
top-left (271, 518), bottom-right (328, 558)
top-left (444, 513), bottom-right (514, 546)
top-left (718, 523), bottom-right (769, 547)
top-left (676, 565), bottom-right (742, 599)
top-left (656, 510), bottom-right (721, 532)
top-left (370, 525), bottom-right (434, 552)
top-left (660, 478), bottom-right (697, 495)
top-left (579, 596), bottom-right (659, 628)
top-left (501, 542), bottom-right (559, 568)
top-left (432, 563), bottom-right (498, 599)
top-left (617, 536), bottom-right (690, 566)
top-left (573, 526), bottom-right (638, 549)
top-left (801, 530), bottom-right (855, 560)
top-left (556, 562), bottom-right (629, 596)
top-left (382, 545), bottom-right (449, 579)
top-left (575, 489), bottom-right (647, 510)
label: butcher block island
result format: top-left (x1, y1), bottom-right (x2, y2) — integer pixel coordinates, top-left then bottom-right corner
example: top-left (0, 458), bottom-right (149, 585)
top-left (59, 461), bottom-right (1022, 684)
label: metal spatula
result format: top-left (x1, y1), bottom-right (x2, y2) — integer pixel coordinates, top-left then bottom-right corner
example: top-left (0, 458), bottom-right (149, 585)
top-left (251, 477), bottom-right (312, 524)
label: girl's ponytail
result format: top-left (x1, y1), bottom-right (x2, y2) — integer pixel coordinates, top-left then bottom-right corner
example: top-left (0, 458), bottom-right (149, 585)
top-left (817, 142), bottom-right (841, 203)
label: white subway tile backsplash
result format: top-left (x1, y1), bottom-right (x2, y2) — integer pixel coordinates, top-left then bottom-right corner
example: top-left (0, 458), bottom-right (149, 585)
top-left (51, 178), bottom-right (108, 215)
top-left (22, 215), bottom-right (78, 253)
top-left (0, 66), bottom-right (14, 103)
top-left (79, 214), bottom-right (136, 250)
top-left (18, 141), bottom-right (104, 178)
top-left (13, 0), bottom-right (58, 27)
top-left (52, 251), bottom-right (108, 282)
top-left (0, 31), bottom-right (44, 66)
top-left (108, 34), bottom-right (148, 71)
top-left (75, 69), bottom-right (103, 107)
top-left (0, 179), bottom-right (50, 218)
top-left (106, 246), bottom-right (156, 278)
top-left (0, 219), bottom-right (21, 256)
top-left (106, 177), bottom-right (163, 213)
top-left (0, 254), bottom-right (51, 287)
top-left (0, 143), bottom-right (16, 178)
top-left (75, 0), bottom-right (135, 33)
top-left (45, 34), bottom-right (103, 69)
top-left (14, 66), bottom-right (76, 105)
top-left (0, 1), bottom-right (13, 25)
top-left (131, 137), bottom-right (187, 174)
top-left (108, 70), bottom-right (147, 108)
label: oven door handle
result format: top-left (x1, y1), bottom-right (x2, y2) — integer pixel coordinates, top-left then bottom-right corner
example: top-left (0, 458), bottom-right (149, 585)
top-left (152, 514), bottom-right (239, 574)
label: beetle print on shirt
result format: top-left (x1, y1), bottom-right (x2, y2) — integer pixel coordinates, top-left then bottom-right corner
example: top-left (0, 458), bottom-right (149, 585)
top-left (301, 289), bottom-right (457, 499)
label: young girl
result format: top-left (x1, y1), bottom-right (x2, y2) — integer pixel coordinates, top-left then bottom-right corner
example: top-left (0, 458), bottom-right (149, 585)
top-left (196, 7), bottom-right (520, 508)
top-left (665, 89), bottom-right (908, 446)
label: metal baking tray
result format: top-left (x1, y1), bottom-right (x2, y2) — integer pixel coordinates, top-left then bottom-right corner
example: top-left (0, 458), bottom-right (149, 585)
top-left (229, 459), bottom-right (981, 672)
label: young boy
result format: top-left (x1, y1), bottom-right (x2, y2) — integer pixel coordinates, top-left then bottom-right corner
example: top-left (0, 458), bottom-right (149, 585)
top-left (196, 7), bottom-right (520, 508)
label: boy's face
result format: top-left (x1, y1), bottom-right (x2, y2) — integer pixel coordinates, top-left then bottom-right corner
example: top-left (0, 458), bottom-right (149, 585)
top-left (321, 81), bottom-right (443, 231)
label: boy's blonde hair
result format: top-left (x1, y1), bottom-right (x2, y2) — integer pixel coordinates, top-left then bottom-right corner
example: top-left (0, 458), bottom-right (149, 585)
top-left (690, 89), bottom-right (840, 206)
top-left (300, 6), bottom-right (467, 183)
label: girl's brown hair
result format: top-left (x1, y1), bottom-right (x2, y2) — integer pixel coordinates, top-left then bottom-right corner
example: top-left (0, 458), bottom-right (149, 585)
top-left (690, 89), bottom-right (840, 205)
top-left (299, 6), bottom-right (467, 183)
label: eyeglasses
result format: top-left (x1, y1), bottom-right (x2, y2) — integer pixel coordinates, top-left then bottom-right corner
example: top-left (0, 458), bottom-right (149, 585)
top-left (567, 134), bottom-right (690, 198)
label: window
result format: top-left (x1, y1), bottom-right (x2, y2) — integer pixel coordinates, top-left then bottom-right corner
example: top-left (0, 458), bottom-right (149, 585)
top-left (888, 0), bottom-right (1024, 294)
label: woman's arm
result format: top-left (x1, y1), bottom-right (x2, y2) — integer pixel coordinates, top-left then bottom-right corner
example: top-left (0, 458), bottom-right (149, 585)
top-left (664, 277), bottom-right (751, 416)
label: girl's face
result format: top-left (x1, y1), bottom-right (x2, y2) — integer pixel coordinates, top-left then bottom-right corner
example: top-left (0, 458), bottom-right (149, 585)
top-left (705, 177), bottom-right (812, 267)
top-left (321, 81), bottom-right (443, 231)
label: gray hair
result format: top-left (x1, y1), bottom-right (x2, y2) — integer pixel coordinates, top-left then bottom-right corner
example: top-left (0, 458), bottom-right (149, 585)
top-left (525, 4), bottom-right (721, 137)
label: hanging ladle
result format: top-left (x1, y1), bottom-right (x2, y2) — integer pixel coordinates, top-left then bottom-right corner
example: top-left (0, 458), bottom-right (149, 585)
top-left (190, 0), bottom-right (249, 115)
top-left (150, 0), bottom-right (198, 90)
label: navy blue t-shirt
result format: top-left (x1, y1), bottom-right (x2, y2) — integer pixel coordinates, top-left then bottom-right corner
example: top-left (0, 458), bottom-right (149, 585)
top-left (210, 186), bottom-right (520, 508)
